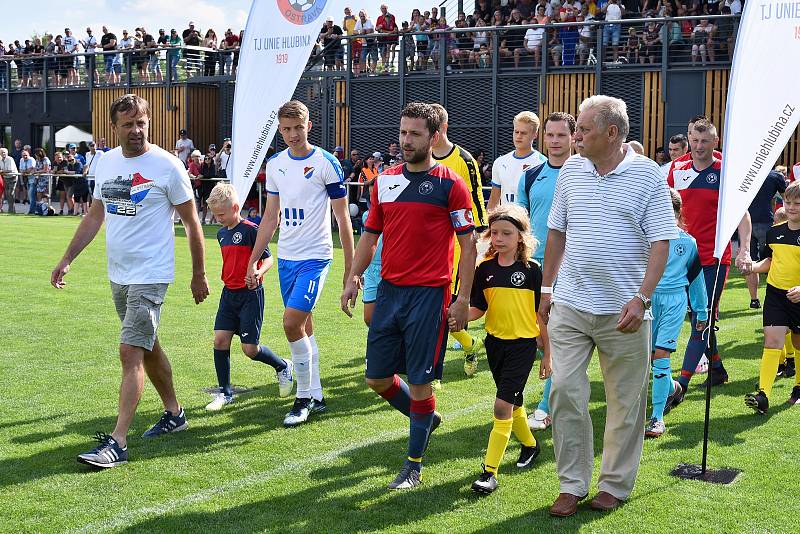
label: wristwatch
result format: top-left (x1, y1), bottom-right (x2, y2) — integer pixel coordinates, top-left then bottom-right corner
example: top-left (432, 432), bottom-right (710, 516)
top-left (635, 292), bottom-right (652, 310)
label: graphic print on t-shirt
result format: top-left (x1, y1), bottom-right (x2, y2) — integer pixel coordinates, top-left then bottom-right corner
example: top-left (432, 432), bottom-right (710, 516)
top-left (101, 172), bottom-right (155, 216)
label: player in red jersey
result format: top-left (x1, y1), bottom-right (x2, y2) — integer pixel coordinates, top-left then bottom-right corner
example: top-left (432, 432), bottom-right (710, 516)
top-left (341, 102), bottom-right (477, 490)
top-left (205, 183), bottom-right (294, 411)
top-left (667, 119), bottom-right (752, 394)
top-left (664, 115), bottom-right (723, 177)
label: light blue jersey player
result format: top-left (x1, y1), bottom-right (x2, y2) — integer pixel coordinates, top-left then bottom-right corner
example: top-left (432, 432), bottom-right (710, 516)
top-left (645, 189), bottom-right (708, 438)
top-left (247, 100), bottom-right (354, 428)
top-left (360, 210), bottom-right (384, 326)
top-left (515, 112), bottom-right (575, 431)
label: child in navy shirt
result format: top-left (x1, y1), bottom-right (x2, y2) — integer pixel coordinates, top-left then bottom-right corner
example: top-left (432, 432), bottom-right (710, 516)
top-left (205, 183), bottom-right (293, 410)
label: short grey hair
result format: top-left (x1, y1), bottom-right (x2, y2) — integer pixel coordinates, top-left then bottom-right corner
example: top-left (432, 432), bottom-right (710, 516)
top-left (578, 95), bottom-right (630, 141)
top-left (0, 148), bottom-right (7, 157)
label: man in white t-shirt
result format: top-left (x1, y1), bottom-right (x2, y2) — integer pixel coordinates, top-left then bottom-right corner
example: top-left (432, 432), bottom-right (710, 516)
top-left (246, 100), bottom-right (355, 428)
top-left (488, 110), bottom-right (547, 210)
top-left (215, 139), bottom-right (231, 178)
top-left (83, 140), bottom-right (104, 205)
top-left (602, 0), bottom-right (624, 61)
top-left (51, 94), bottom-right (209, 469)
top-left (175, 129), bottom-right (194, 166)
top-left (81, 27), bottom-right (99, 85)
top-left (63, 28), bottom-right (80, 85)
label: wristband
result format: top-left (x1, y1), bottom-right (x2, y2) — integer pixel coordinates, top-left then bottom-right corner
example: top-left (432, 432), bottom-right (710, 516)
top-left (541, 286), bottom-right (553, 294)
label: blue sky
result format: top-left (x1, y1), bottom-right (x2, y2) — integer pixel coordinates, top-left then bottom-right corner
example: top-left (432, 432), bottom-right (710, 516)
top-left (0, 0), bottom-right (468, 43)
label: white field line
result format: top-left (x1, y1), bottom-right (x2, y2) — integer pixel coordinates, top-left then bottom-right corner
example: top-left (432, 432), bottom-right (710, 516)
top-left (72, 396), bottom-right (497, 533)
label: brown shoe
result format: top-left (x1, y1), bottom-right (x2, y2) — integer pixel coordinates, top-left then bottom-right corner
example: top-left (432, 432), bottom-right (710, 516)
top-left (590, 491), bottom-right (622, 511)
top-left (549, 492), bottom-right (588, 517)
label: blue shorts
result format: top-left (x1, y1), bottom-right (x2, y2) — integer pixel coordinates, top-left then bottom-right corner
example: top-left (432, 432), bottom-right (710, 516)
top-left (651, 290), bottom-right (687, 353)
top-left (104, 55), bottom-right (114, 72)
top-left (214, 286), bottom-right (264, 344)
top-left (362, 262), bottom-right (382, 304)
top-left (278, 258), bottom-right (331, 313)
top-left (365, 281), bottom-right (450, 385)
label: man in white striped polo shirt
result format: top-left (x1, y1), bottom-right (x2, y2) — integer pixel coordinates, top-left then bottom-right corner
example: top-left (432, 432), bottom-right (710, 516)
top-left (539, 95), bottom-right (677, 517)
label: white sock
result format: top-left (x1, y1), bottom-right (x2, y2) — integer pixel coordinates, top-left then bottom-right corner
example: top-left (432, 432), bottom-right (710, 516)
top-left (308, 335), bottom-right (323, 401)
top-left (289, 337), bottom-right (312, 398)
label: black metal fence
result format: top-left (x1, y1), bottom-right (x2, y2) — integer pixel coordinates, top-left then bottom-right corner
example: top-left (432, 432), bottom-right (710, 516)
top-left (0, 14), bottom-right (739, 92)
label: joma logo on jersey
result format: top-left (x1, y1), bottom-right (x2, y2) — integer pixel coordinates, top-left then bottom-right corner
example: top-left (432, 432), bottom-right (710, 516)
top-left (303, 166), bottom-right (315, 179)
top-left (284, 207), bottom-right (305, 227)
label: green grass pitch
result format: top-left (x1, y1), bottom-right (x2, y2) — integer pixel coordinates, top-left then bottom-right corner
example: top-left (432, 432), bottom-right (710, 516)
top-left (1, 214), bottom-right (798, 533)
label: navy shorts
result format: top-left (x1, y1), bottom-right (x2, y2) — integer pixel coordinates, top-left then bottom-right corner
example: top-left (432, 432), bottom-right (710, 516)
top-left (365, 281), bottom-right (450, 385)
top-left (214, 286), bottom-right (264, 344)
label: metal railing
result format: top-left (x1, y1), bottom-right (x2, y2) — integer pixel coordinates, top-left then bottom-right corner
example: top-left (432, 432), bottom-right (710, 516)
top-left (328, 13), bottom-right (739, 77)
top-left (0, 44), bottom-right (239, 93)
top-left (0, 14), bottom-right (740, 94)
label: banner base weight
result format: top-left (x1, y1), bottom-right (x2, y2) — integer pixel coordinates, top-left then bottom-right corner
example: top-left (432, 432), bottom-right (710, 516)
top-left (671, 463), bottom-right (741, 484)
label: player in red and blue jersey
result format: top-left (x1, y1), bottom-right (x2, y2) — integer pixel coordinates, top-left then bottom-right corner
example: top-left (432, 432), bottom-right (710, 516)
top-left (205, 183), bottom-right (293, 411)
top-left (341, 102), bottom-right (478, 490)
top-left (667, 119), bottom-right (752, 394)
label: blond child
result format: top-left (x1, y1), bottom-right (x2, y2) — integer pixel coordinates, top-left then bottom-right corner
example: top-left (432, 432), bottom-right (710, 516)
top-left (205, 183), bottom-right (293, 411)
top-left (744, 183), bottom-right (800, 413)
top-left (452, 204), bottom-right (549, 495)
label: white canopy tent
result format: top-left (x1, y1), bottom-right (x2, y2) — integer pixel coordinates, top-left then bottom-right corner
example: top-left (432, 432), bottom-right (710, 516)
top-left (55, 125), bottom-right (93, 148)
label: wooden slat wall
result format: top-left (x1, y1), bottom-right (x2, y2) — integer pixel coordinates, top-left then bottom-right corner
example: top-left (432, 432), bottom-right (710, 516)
top-left (538, 73), bottom-right (596, 148)
top-left (706, 69), bottom-right (799, 167)
top-left (92, 86), bottom-right (185, 150)
top-left (704, 69), bottom-right (729, 145)
top-left (335, 80), bottom-right (348, 151)
top-left (187, 85), bottom-right (219, 153)
top-left (642, 71), bottom-right (664, 157)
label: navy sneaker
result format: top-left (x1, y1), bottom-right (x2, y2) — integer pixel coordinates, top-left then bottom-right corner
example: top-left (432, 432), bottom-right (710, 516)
top-left (142, 408), bottom-right (188, 438)
top-left (388, 463), bottom-right (422, 490)
top-left (77, 432), bottom-right (128, 468)
top-left (699, 366), bottom-right (728, 388)
top-left (284, 397), bottom-right (313, 427)
top-left (310, 397), bottom-right (328, 414)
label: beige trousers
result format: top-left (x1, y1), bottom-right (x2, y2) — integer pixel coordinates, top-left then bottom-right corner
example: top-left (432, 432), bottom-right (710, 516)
top-left (548, 302), bottom-right (650, 500)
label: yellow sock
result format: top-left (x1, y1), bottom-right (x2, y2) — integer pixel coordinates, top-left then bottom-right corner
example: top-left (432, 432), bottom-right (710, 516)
top-left (759, 348), bottom-right (783, 398)
top-left (484, 417), bottom-right (512, 475)
top-left (512, 406), bottom-right (537, 447)
top-left (451, 330), bottom-right (474, 351)
top-left (785, 332), bottom-right (795, 358)
top-left (780, 347), bottom-right (787, 365)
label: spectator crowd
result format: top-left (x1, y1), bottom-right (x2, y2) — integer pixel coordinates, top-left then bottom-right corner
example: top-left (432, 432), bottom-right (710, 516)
top-left (0, 1), bottom-right (743, 90)
top-left (0, 22), bottom-right (243, 88)
top-left (318, 0), bottom-right (742, 73)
